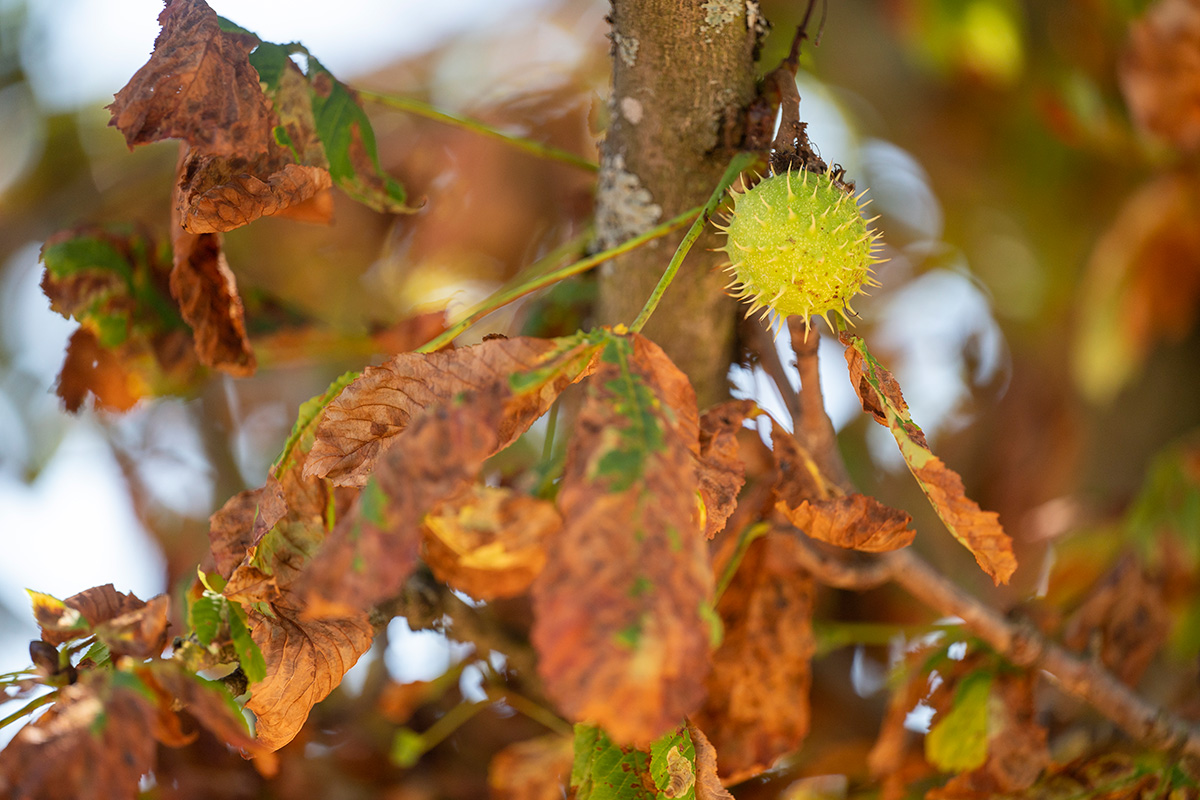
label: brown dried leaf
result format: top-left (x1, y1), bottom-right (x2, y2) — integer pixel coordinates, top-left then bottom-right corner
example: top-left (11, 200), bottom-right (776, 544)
top-left (777, 495), bottom-right (914, 552)
top-left (306, 334), bottom-right (599, 486)
top-left (1063, 555), bottom-right (1170, 686)
top-left (244, 600), bottom-right (373, 752)
top-left (686, 721), bottom-right (735, 800)
top-left (842, 334), bottom-right (1016, 584)
top-left (1120, 0), bottom-right (1200, 153)
top-left (911, 457), bottom-right (1016, 583)
top-left (299, 389), bottom-right (506, 618)
top-left (208, 479), bottom-right (287, 580)
top-left (531, 333), bottom-right (712, 746)
top-left (693, 533), bottom-right (815, 782)
top-left (94, 594), bottom-right (171, 659)
top-left (169, 225), bottom-right (256, 376)
top-left (0, 672), bottom-right (158, 800)
top-left (149, 667), bottom-right (259, 753)
top-left (177, 148), bottom-right (332, 234)
top-left (41, 227), bottom-right (202, 412)
top-left (770, 423), bottom-right (912, 550)
top-left (108, 0), bottom-right (275, 157)
top-left (34, 584), bottom-right (146, 646)
top-left (422, 485), bottom-right (559, 601)
top-left (488, 734), bottom-right (574, 800)
top-left (697, 400), bottom-right (753, 539)
top-left (55, 328), bottom-right (142, 413)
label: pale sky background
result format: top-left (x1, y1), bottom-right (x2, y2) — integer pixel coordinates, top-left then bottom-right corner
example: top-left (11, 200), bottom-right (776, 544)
top-left (0, 0), bottom-right (1004, 737)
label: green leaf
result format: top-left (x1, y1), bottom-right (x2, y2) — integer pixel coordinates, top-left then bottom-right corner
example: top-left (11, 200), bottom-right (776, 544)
top-left (80, 640), bottom-right (111, 666)
top-left (649, 726), bottom-right (696, 800)
top-left (306, 56), bottom-right (411, 213)
top-left (227, 603), bottom-right (266, 685)
top-left (571, 724), bottom-right (658, 800)
top-left (925, 671), bottom-right (992, 772)
top-left (390, 727), bottom-right (425, 767)
top-left (189, 594), bottom-right (224, 648)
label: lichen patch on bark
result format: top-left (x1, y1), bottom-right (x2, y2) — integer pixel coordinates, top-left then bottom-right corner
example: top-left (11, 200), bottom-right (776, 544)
top-left (596, 153), bottom-right (662, 249)
top-left (620, 97), bottom-right (644, 124)
top-left (702, 0), bottom-right (742, 30)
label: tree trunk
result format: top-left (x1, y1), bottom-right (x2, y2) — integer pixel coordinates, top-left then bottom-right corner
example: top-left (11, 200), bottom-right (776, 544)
top-left (596, 0), bottom-right (759, 409)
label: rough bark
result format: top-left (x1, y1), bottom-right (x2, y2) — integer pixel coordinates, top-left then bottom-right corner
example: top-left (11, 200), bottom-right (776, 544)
top-left (597, 0), bottom-right (759, 409)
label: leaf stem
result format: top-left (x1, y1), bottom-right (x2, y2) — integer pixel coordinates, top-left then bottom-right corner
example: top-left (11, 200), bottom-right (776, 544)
top-left (419, 209), bottom-right (700, 353)
top-left (629, 151), bottom-right (757, 334)
top-left (0, 690), bottom-right (57, 731)
top-left (714, 521), bottom-right (770, 603)
top-left (414, 699), bottom-right (488, 754)
top-left (357, 89), bottom-right (598, 172)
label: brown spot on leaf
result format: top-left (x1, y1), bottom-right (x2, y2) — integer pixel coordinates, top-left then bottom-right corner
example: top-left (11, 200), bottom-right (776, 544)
top-left (108, 0), bottom-right (276, 157)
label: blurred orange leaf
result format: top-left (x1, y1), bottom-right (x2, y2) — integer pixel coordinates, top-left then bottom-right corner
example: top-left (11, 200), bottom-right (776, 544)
top-left (1120, 0), bottom-right (1200, 153)
top-left (488, 733), bottom-right (574, 800)
top-left (693, 533), bottom-right (815, 783)
top-left (422, 484), bottom-right (560, 600)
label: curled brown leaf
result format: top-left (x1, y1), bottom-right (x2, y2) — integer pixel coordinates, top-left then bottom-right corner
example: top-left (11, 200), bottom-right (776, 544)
top-left (177, 149), bottom-right (332, 234)
top-left (108, 0), bottom-right (275, 157)
top-left (245, 601), bottom-right (373, 752)
top-left (697, 400), bottom-right (753, 539)
top-left (422, 485), bottom-right (559, 601)
top-left (306, 335), bottom-right (597, 486)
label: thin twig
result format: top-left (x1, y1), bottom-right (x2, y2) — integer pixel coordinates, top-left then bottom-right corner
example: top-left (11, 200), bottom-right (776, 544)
top-left (788, 322), bottom-right (852, 489)
top-left (358, 89), bottom-right (598, 173)
top-left (788, 532), bottom-right (1200, 758)
top-left (741, 316), bottom-right (802, 425)
top-left (630, 151), bottom-right (757, 333)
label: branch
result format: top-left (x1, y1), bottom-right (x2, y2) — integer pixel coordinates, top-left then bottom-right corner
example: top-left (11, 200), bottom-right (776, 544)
top-left (788, 322), bottom-right (852, 489)
top-left (789, 533), bottom-right (1200, 758)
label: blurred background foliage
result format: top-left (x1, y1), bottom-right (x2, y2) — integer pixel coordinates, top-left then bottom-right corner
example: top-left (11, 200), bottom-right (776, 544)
top-left (1, 0), bottom-right (1200, 797)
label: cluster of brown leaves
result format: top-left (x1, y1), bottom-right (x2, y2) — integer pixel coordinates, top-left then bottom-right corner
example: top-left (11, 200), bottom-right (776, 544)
top-left (0, 586), bottom-right (265, 800)
top-left (43, 0), bottom-right (413, 410)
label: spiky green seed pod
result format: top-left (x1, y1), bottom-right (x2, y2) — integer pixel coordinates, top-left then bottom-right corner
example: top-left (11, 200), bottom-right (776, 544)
top-left (716, 168), bottom-right (883, 333)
